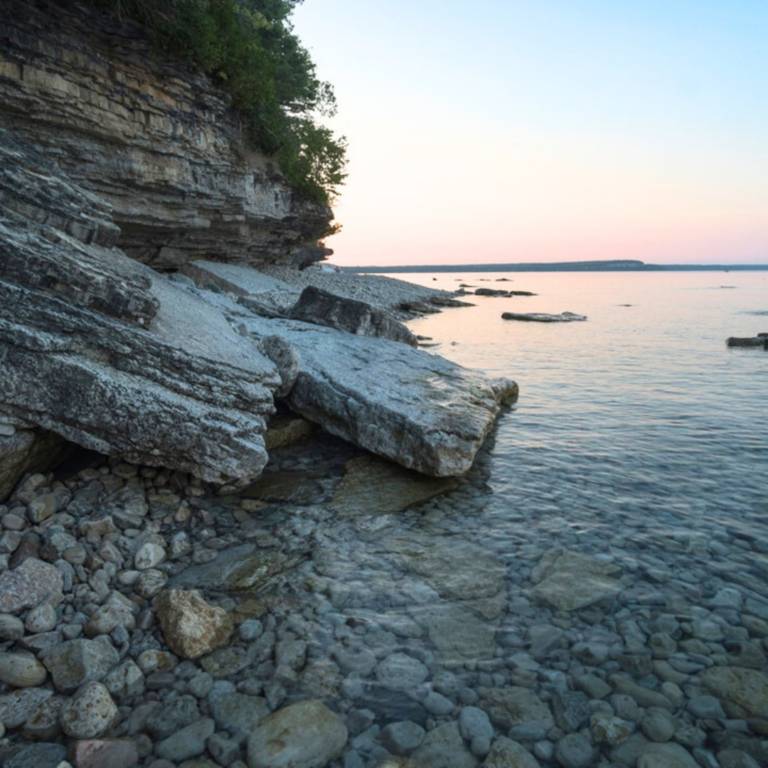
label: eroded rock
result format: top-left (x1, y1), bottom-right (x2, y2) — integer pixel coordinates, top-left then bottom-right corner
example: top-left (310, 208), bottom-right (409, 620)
top-left (155, 589), bottom-right (234, 660)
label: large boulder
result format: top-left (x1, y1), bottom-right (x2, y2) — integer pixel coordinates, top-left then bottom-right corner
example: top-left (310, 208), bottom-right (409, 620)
top-left (289, 286), bottom-right (418, 346)
top-left (238, 313), bottom-right (517, 476)
top-left (178, 266), bottom-right (518, 477)
top-left (0, 128), bottom-right (280, 489)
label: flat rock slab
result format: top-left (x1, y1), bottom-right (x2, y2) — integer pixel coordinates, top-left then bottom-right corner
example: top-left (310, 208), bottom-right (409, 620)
top-left (502, 312), bottom-right (586, 322)
top-left (169, 543), bottom-right (305, 594)
top-left (380, 530), bottom-right (506, 619)
top-left (236, 313), bottom-right (518, 477)
top-left (290, 286), bottom-right (418, 346)
top-left (242, 471), bottom-right (324, 506)
top-left (408, 603), bottom-right (496, 665)
top-left (331, 456), bottom-right (458, 517)
top-left (528, 551), bottom-right (622, 611)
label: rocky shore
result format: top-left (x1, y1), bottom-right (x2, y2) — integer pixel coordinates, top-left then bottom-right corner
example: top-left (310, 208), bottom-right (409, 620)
top-left (3, 420), bottom-right (768, 768)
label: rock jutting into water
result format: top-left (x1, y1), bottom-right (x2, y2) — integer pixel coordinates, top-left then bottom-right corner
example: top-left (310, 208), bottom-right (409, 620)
top-left (289, 286), bottom-right (419, 347)
top-left (0, 123), bottom-right (516, 496)
top-left (501, 312), bottom-right (588, 323)
top-left (727, 334), bottom-right (768, 349)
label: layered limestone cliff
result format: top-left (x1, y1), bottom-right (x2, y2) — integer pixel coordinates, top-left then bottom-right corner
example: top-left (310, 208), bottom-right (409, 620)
top-left (0, 2), bottom-right (518, 501)
top-left (0, 0), bottom-right (332, 269)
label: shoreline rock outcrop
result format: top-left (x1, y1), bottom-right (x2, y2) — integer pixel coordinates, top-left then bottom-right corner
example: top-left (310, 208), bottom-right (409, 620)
top-left (0, 126), bottom-right (517, 496)
top-left (0, 0), bottom-right (518, 497)
top-left (0, 128), bottom-right (280, 489)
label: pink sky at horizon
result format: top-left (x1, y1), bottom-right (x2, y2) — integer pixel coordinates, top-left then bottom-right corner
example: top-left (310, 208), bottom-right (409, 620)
top-left (293, 2), bottom-right (768, 268)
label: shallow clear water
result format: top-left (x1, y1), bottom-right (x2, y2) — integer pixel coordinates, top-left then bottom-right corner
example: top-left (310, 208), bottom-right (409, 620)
top-left (407, 271), bottom-right (768, 549)
top-left (254, 271), bottom-right (768, 765)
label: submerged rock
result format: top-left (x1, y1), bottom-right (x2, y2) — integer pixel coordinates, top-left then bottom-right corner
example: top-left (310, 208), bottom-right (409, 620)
top-left (528, 551), bottom-right (622, 611)
top-left (501, 311), bottom-right (587, 322)
top-left (331, 456), bottom-right (458, 516)
top-left (247, 699), bottom-right (348, 768)
top-left (727, 334), bottom-right (768, 349)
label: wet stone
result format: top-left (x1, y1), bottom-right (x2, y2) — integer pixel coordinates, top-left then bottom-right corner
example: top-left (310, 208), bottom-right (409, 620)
top-left (641, 707), bottom-right (675, 743)
top-left (155, 717), bottom-right (215, 761)
top-left (247, 699), bottom-right (348, 768)
top-left (412, 721), bottom-right (478, 768)
top-left (40, 637), bottom-right (120, 693)
top-left (0, 742), bottom-right (68, 768)
top-left (209, 691), bottom-right (270, 742)
top-left (554, 733), bottom-right (594, 768)
top-left (0, 652), bottom-right (48, 687)
top-left (0, 558), bottom-right (64, 614)
top-left (381, 721), bottom-right (426, 756)
top-left (0, 687), bottom-right (54, 729)
top-left (482, 737), bottom-right (540, 768)
top-left (552, 691), bottom-right (590, 733)
top-left (59, 681), bottom-right (119, 739)
top-left (69, 738), bottom-right (140, 768)
top-left (376, 653), bottom-right (429, 691)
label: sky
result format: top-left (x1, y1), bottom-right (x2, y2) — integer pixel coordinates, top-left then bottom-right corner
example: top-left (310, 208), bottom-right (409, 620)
top-left (291, 1), bottom-right (768, 267)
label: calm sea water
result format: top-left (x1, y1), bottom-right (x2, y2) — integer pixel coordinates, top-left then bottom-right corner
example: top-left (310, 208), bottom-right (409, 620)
top-left (404, 271), bottom-right (768, 549)
top-left (250, 270), bottom-right (768, 763)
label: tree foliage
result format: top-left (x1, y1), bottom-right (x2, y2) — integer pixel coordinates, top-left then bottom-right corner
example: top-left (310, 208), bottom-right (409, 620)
top-left (91, 0), bottom-right (346, 203)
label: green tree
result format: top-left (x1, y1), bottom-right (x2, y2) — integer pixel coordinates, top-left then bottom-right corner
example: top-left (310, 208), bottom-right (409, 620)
top-left (91, 0), bottom-right (347, 204)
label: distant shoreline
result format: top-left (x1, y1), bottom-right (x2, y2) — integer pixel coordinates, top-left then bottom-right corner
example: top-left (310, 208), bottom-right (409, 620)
top-left (345, 259), bottom-right (768, 274)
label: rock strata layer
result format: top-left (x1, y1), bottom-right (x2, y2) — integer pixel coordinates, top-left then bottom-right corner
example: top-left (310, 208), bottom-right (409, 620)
top-left (0, 0), bottom-right (332, 268)
top-left (0, 128), bottom-right (280, 492)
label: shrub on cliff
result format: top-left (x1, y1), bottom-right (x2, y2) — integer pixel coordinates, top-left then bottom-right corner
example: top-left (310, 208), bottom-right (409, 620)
top-left (91, 0), bottom-right (346, 204)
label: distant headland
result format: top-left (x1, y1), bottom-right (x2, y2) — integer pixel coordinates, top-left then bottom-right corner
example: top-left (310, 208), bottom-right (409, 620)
top-left (347, 259), bottom-right (768, 273)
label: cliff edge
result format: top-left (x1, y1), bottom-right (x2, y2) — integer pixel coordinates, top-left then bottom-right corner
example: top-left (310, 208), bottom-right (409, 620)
top-left (0, 0), bottom-right (333, 269)
top-left (0, 1), bottom-right (517, 501)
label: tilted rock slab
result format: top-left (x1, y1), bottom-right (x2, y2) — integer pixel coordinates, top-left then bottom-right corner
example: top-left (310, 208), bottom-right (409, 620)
top-left (289, 286), bottom-right (419, 347)
top-left (0, 128), bottom-right (280, 490)
top-left (236, 312), bottom-right (518, 476)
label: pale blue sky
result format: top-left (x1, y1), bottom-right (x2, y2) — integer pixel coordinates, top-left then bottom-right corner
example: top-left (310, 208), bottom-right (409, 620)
top-left (293, 1), bottom-right (768, 266)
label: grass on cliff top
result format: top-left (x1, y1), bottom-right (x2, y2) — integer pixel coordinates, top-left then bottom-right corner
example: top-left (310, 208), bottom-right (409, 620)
top-left (90, 0), bottom-right (346, 205)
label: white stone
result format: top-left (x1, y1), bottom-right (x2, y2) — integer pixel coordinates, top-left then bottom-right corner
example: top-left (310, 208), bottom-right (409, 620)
top-left (134, 541), bottom-right (165, 570)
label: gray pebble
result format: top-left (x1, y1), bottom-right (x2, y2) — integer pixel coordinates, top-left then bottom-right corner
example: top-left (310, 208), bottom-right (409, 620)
top-left (380, 720), bottom-right (425, 755)
top-left (555, 732), bottom-right (594, 768)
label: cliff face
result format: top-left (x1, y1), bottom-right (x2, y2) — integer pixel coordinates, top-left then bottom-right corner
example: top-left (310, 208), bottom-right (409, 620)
top-left (0, 0), bottom-right (333, 269)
